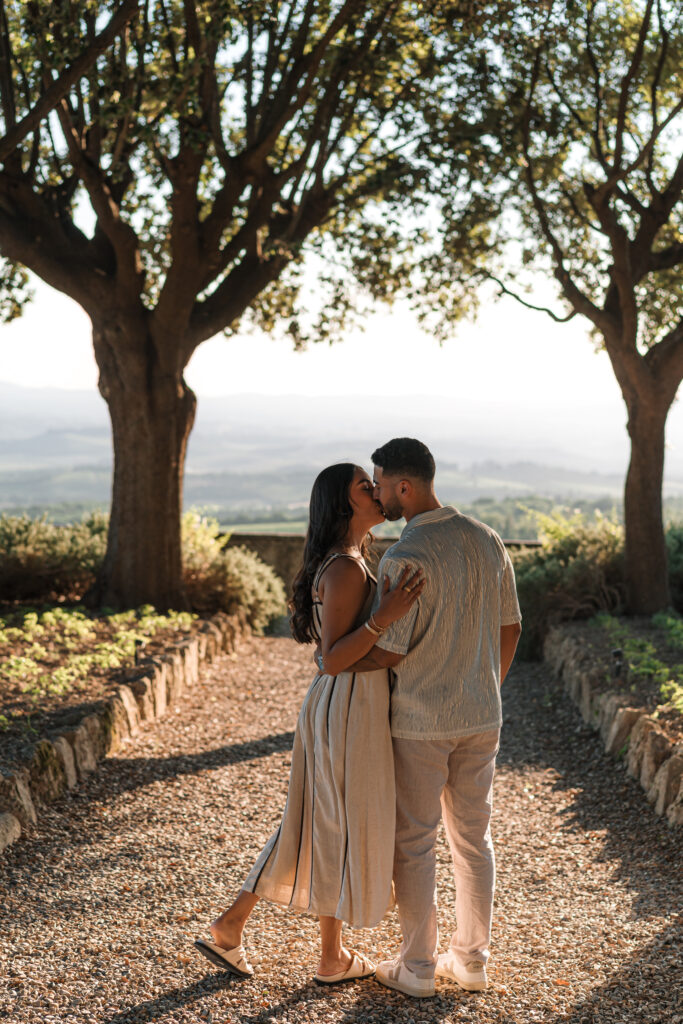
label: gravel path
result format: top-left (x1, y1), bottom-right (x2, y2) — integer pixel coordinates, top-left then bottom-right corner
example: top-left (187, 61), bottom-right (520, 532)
top-left (1, 638), bottom-right (681, 1024)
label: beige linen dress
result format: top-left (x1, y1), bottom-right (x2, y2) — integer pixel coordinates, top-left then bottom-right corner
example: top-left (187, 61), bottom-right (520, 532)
top-left (241, 553), bottom-right (395, 928)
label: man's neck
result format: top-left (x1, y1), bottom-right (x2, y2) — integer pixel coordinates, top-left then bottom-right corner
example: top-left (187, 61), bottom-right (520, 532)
top-left (402, 494), bottom-right (443, 522)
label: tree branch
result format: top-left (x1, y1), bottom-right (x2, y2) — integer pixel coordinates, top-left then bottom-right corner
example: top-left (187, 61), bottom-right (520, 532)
top-left (522, 49), bottom-right (610, 334)
top-left (187, 250), bottom-right (290, 353)
top-left (54, 96), bottom-right (142, 297)
top-left (612, 0), bottom-right (654, 171)
top-left (253, 0), bottom-right (316, 137)
top-left (643, 315), bottom-right (683, 405)
top-left (0, 0), bottom-right (17, 135)
top-left (631, 150), bottom-right (683, 282)
top-left (585, 1), bottom-right (609, 173)
top-left (247, 0), bottom-right (372, 171)
top-left (648, 242), bottom-right (683, 274)
top-left (489, 275), bottom-right (576, 322)
top-left (0, 0), bottom-right (140, 164)
top-left (0, 180), bottom-right (104, 311)
top-left (200, 0), bottom-right (400, 290)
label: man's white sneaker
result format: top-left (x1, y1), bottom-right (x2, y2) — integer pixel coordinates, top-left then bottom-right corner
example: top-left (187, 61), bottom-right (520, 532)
top-left (375, 957), bottom-right (435, 998)
top-left (435, 952), bottom-right (487, 991)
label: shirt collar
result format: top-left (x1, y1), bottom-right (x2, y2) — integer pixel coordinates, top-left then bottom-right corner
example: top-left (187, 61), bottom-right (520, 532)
top-left (401, 505), bottom-right (458, 538)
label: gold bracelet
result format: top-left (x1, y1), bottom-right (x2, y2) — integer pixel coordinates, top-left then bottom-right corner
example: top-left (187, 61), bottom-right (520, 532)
top-left (364, 620), bottom-right (381, 636)
top-left (369, 614), bottom-right (386, 634)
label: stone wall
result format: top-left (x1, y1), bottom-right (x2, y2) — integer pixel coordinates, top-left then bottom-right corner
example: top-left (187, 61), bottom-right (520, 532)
top-left (544, 626), bottom-right (683, 826)
top-left (226, 532), bottom-right (396, 591)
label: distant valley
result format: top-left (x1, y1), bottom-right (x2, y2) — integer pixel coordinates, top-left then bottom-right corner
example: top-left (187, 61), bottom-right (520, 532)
top-left (1, 382), bottom-right (682, 526)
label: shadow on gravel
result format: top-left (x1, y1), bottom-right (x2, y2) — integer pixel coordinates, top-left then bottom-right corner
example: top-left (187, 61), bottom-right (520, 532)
top-left (101, 976), bottom-right (467, 1024)
top-left (99, 730), bottom-right (296, 794)
top-left (499, 662), bottom-right (682, 911)
top-left (234, 980), bottom-right (465, 1024)
top-left (544, 917), bottom-right (682, 1024)
top-left (99, 970), bottom-right (238, 1023)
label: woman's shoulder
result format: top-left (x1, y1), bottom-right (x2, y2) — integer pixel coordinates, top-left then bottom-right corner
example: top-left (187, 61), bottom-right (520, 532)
top-left (316, 552), bottom-right (368, 593)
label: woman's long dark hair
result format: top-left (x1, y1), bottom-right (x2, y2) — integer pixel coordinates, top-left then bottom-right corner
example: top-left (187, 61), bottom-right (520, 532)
top-left (290, 463), bottom-right (372, 644)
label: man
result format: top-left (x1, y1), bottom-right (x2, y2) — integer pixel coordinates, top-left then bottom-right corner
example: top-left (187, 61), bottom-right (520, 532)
top-left (349, 437), bottom-right (521, 998)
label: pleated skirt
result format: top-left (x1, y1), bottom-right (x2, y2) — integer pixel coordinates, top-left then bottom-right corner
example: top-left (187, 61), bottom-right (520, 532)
top-left (242, 668), bottom-right (395, 929)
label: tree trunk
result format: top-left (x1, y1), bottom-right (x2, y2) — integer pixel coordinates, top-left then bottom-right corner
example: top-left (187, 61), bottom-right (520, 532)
top-left (623, 398), bottom-right (671, 614)
top-left (86, 319), bottom-right (196, 610)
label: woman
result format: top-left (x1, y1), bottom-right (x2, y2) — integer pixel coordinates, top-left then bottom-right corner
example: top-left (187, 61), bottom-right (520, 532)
top-left (194, 463), bottom-right (424, 984)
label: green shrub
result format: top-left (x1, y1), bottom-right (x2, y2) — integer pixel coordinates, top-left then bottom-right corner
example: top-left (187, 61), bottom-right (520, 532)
top-left (511, 510), bottom-right (626, 660)
top-left (181, 510), bottom-right (226, 569)
top-left (182, 512), bottom-right (287, 630)
top-left (0, 513), bottom-right (107, 601)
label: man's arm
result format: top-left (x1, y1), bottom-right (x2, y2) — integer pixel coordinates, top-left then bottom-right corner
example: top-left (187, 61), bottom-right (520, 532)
top-left (500, 621), bottom-right (522, 684)
top-left (348, 623), bottom-right (521, 676)
top-left (345, 647), bottom-right (405, 672)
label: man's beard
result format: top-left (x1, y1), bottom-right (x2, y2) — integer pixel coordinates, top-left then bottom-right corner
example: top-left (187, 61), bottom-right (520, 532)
top-left (380, 498), bottom-right (403, 521)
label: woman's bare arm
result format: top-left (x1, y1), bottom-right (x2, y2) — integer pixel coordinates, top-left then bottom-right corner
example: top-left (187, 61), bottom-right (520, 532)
top-left (319, 560), bottom-right (423, 676)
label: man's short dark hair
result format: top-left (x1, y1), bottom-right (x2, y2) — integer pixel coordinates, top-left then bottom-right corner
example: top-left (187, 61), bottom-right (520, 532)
top-left (371, 438), bottom-right (435, 482)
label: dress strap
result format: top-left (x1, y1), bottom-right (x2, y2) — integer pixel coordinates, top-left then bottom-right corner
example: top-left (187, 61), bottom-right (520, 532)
top-left (311, 552), bottom-right (373, 643)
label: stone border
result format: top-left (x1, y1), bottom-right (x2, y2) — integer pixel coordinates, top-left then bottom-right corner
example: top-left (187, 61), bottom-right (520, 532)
top-left (0, 610), bottom-right (250, 856)
top-left (544, 626), bottom-right (683, 826)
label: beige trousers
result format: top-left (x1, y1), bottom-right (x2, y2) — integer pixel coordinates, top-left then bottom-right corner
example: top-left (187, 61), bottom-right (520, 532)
top-left (392, 729), bottom-right (500, 978)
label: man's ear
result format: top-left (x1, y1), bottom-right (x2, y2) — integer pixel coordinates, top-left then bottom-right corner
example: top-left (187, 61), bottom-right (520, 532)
top-left (399, 478), bottom-right (412, 497)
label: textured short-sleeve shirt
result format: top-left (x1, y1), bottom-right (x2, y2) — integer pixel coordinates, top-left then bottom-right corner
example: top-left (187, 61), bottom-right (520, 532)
top-left (374, 506), bottom-right (521, 740)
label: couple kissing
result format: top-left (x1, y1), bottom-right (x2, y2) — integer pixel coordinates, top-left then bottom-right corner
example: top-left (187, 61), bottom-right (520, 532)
top-left (195, 437), bottom-right (522, 999)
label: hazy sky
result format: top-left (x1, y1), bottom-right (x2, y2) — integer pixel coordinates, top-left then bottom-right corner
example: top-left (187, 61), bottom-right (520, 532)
top-left (0, 275), bottom-right (632, 402)
top-left (1, 275), bottom-right (682, 472)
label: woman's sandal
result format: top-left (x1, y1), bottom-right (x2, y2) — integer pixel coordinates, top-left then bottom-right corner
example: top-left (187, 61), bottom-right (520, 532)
top-left (314, 951), bottom-right (376, 986)
top-left (194, 938), bottom-right (253, 978)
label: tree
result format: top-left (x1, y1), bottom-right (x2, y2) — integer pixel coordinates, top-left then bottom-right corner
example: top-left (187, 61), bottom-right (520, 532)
top-left (431, 0), bottom-right (683, 613)
top-left (0, 0), bottom-right (141, 319)
top-left (0, 0), bottom-right (488, 609)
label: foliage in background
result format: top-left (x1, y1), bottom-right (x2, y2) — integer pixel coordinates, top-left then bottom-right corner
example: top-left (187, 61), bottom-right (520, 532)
top-left (511, 509), bottom-right (626, 659)
top-left (3, 509), bottom-right (681, 646)
top-left (182, 512), bottom-right (287, 631)
top-left (6, 493), bottom-right (683, 536)
top-left (0, 513), bottom-right (108, 601)
top-left (0, 511), bottom-right (286, 630)
top-left (513, 513), bottom-right (683, 660)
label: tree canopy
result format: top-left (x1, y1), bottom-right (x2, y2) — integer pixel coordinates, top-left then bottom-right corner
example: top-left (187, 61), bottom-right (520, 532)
top-left (0, 0), bottom-right (499, 607)
top-left (429, 0), bottom-right (683, 611)
top-left (0, 0), bottom-right (491, 347)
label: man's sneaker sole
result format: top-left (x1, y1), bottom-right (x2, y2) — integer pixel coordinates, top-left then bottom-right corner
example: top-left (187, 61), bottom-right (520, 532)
top-left (435, 959), bottom-right (487, 992)
top-left (376, 974), bottom-right (435, 998)
top-left (375, 964), bottom-right (435, 998)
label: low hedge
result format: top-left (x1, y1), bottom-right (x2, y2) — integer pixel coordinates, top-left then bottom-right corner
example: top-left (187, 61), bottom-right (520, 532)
top-left (0, 511), bottom-right (286, 631)
top-left (181, 512), bottom-right (286, 631)
top-left (0, 512), bottom-right (108, 601)
top-left (512, 511), bottom-right (683, 659)
top-left (3, 508), bottom-right (681, 649)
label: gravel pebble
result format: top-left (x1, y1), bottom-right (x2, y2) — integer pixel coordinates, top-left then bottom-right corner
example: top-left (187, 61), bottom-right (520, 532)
top-left (0, 638), bottom-right (680, 1023)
